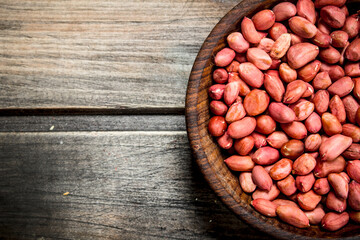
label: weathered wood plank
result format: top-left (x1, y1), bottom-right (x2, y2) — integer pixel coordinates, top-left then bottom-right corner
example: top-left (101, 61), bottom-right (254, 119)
top-left (0, 115), bottom-right (186, 132)
top-left (0, 132), bottom-right (269, 239)
top-left (0, 0), bottom-right (238, 110)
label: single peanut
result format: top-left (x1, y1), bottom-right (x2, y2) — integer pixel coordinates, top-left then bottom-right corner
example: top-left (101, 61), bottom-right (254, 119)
top-left (313, 178), bottom-right (331, 195)
top-left (217, 131), bottom-right (233, 149)
top-left (252, 166), bottom-right (273, 191)
top-left (314, 156), bottom-right (346, 178)
top-left (328, 173), bottom-right (349, 199)
top-left (239, 172), bottom-right (257, 193)
top-left (281, 121), bottom-right (308, 140)
top-left (241, 17), bottom-right (265, 44)
top-left (289, 99), bottom-right (314, 121)
top-left (251, 132), bottom-right (267, 149)
top-left (290, 33), bottom-right (305, 45)
top-left (224, 155), bottom-right (255, 171)
top-left (281, 139), bottom-right (305, 160)
top-left (266, 131), bottom-right (289, 149)
top-left (252, 10), bottom-right (275, 31)
top-left (320, 6), bottom-right (346, 29)
top-left (347, 160), bottom-right (360, 183)
top-left (342, 15), bottom-right (359, 38)
top-left (331, 30), bottom-right (349, 48)
top-left (342, 143), bottom-right (360, 160)
top-left (312, 72), bottom-right (332, 90)
top-left (348, 180), bottom-right (360, 211)
top-left (251, 198), bottom-right (277, 217)
top-left (264, 70), bottom-right (285, 102)
top-left (345, 38), bottom-right (360, 61)
top-left (210, 100), bottom-right (228, 116)
top-left (305, 112), bottom-right (322, 133)
top-left (345, 62), bottom-right (360, 77)
top-left (313, 90), bottom-right (329, 115)
top-left (322, 112), bottom-right (343, 136)
top-left (287, 43), bottom-right (319, 69)
top-left (326, 191), bottom-right (347, 213)
top-left (228, 117), bottom-right (256, 139)
top-left (305, 134), bottom-right (322, 152)
top-left (279, 63), bottom-right (297, 83)
top-left (208, 84), bottom-right (225, 100)
top-left (293, 153), bottom-right (316, 175)
top-left (238, 62), bottom-right (264, 88)
top-left (329, 95), bottom-right (346, 123)
top-left (255, 115), bottom-right (276, 135)
top-left (225, 101), bottom-right (246, 124)
top-left (319, 46), bottom-right (341, 64)
top-left (224, 81), bottom-right (241, 105)
top-left (208, 116), bottom-right (227, 137)
top-left (270, 33), bottom-right (291, 59)
top-left (243, 89), bottom-right (270, 116)
top-left (321, 212), bottom-right (349, 231)
top-left (312, 30), bottom-right (332, 48)
top-left (342, 95), bottom-right (360, 124)
top-left (252, 146), bottom-right (280, 165)
top-left (297, 60), bottom-right (321, 82)
top-left (289, 16), bottom-right (317, 39)
top-left (319, 134), bottom-right (352, 161)
top-left (246, 48), bottom-right (272, 70)
top-left (354, 77), bottom-right (360, 100)
top-left (226, 61), bottom-right (240, 73)
top-left (296, 173), bottom-right (315, 192)
top-left (297, 190), bottom-right (322, 211)
top-left (305, 205), bottom-right (326, 225)
top-left (297, 0), bottom-right (316, 24)
top-left (342, 124), bottom-right (360, 142)
top-left (277, 175), bottom-right (297, 196)
top-left (327, 76), bottom-right (354, 97)
top-left (269, 158), bottom-right (293, 181)
top-left (227, 32), bottom-right (250, 53)
top-left (213, 68), bottom-right (228, 84)
top-left (269, 23), bottom-right (288, 40)
top-left (268, 102), bottom-right (296, 123)
top-left (283, 80), bottom-right (307, 104)
top-left (215, 48), bottom-right (235, 67)
top-left (272, 2), bottom-right (297, 21)
top-left (317, 18), bottom-right (332, 35)
top-left (258, 38), bottom-right (275, 53)
top-left (234, 136), bottom-right (254, 156)
top-left (276, 205), bottom-right (310, 228)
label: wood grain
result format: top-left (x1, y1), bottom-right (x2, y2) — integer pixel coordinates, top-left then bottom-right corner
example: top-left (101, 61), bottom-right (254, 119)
top-left (0, 115), bottom-right (186, 132)
top-left (0, 0), bottom-right (238, 111)
top-left (0, 131), bottom-right (269, 240)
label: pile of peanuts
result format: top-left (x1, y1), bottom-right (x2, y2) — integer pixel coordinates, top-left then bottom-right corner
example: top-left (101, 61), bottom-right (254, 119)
top-left (208, 0), bottom-right (360, 231)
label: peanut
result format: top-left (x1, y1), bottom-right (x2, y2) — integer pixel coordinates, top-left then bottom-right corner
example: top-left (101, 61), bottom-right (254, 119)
top-left (305, 134), bottom-right (322, 152)
top-left (297, 0), bottom-right (316, 24)
top-left (255, 115), bottom-right (276, 135)
top-left (320, 6), bottom-right (346, 29)
top-left (276, 205), bottom-right (310, 228)
top-left (348, 180), bottom-right (360, 211)
top-left (252, 166), bottom-right (273, 191)
top-left (243, 89), bottom-right (270, 116)
top-left (213, 68), bottom-right (228, 84)
top-left (281, 139), bottom-right (305, 160)
top-left (266, 131), bottom-right (289, 149)
top-left (264, 70), bottom-right (285, 102)
top-left (269, 158), bottom-right (293, 181)
top-left (272, 2), bottom-right (297, 21)
top-left (297, 60), bottom-right (321, 82)
top-left (328, 173), bottom-right (349, 199)
top-left (234, 136), bottom-right (254, 156)
top-left (346, 160), bottom-right (360, 183)
top-left (296, 173), bottom-right (315, 192)
top-left (327, 76), bottom-right (354, 97)
top-left (289, 99), bottom-right (314, 121)
top-left (238, 62), bottom-right (264, 88)
top-left (251, 132), bottom-right (268, 149)
top-left (224, 155), bottom-right (255, 171)
top-left (319, 134), bottom-right (352, 161)
top-left (270, 33), bottom-right (291, 59)
top-left (228, 117), bottom-right (256, 139)
top-left (321, 212), bottom-right (349, 231)
top-left (297, 190), bottom-right (322, 211)
top-left (329, 95), bottom-right (346, 123)
top-left (269, 23), bottom-right (287, 41)
top-left (322, 112), bottom-right (343, 136)
top-left (314, 156), bottom-right (346, 178)
top-left (227, 32), bottom-right (250, 53)
top-left (326, 191), bottom-right (347, 212)
top-left (258, 38), bottom-right (275, 53)
top-left (239, 172), bottom-right (257, 193)
top-left (246, 48), bottom-right (272, 70)
top-left (252, 146), bottom-right (280, 165)
top-left (277, 175), bottom-right (297, 196)
top-left (281, 121), bottom-right (308, 140)
top-left (305, 205), bottom-right (326, 225)
top-left (208, 116), bottom-right (227, 137)
top-left (293, 153), bottom-right (316, 175)
top-left (279, 63), bottom-right (297, 83)
top-left (283, 80), bottom-right (307, 104)
top-left (251, 198), bottom-right (277, 217)
top-left (305, 112), bottom-right (322, 133)
top-left (268, 102), bottom-right (296, 123)
top-left (252, 184), bottom-right (280, 201)
top-left (252, 10), bottom-right (275, 31)
top-left (342, 124), bottom-right (360, 142)
top-left (289, 16), bottom-right (317, 38)
top-left (215, 48), bottom-right (236, 67)
top-left (241, 17), bottom-right (265, 44)
top-left (313, 178), bottom-right (331, 195)
top-left (287, 43), bottom-right (319, 69)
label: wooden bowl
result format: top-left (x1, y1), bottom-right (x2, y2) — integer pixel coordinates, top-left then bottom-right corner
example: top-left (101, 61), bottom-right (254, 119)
top-left (186, 0), bottom-right (360, 239)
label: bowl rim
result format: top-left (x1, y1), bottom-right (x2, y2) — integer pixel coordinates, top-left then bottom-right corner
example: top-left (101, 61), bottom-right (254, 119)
top-left (185, 0), bottom-right (360, 239)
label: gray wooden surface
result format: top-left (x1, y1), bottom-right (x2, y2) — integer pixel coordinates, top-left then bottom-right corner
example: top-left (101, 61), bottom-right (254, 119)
top-left (0, 0), bottom-right (270, 239)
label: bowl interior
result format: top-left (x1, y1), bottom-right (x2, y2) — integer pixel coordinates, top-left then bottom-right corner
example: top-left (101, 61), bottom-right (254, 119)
top-left (186, 0), bottom-right (360, 239)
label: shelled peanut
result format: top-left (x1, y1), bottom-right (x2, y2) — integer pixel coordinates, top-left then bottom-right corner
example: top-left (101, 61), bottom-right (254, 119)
top-left (208, 0), bottom-right (360, 231)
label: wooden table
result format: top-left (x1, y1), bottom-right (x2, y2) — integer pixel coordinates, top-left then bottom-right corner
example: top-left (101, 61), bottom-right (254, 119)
top-left (0, 1), bottom-right (270, 239)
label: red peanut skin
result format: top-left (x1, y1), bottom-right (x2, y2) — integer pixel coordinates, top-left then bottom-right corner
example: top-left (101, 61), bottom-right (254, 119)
top-left (321, 212), bottom-right (349, 231)
top-left (224, 81), bottom-right (241, 106)
top-left (252, 10), bottom-right (276, 31)
top-left (234, 136), bottom-right (255, 156)
top-left (354, 77), bottom-right (360, 101)
top-left (281, 139), bottom-right (305, 160)
top-left (269, 158), bottom-right (293, 181)
top-left (246, 48), bottom-right (272, 70)
top-left (281, 121), bottom-right (308, 140)
top-left (305, 134), bottom-right (322, 152)
top-left (289, 16), bottom-right (317, 39)
top-left (305, 112), bottom-right (322, 133)
top-left (269, 23), bottom-right (288, 41)
top-left (239, 172), bottom-right (257, 193)
top-left (342, 95), bottom-right (360, 124)
top-left (289, 99), bottom-right (314, 121)
top-left (252, 146), bottom-right (280, 165)
top-left (213, 68), bottom-right (228, 84)
top-left (314, 156), bottom-right (346, 178)
top-left (208, 84), bottom-right (225, 100)
top-left (327, 76), bottom-right (354, 97)
top-left (349, 180), bottom-right (360, 211)
top-left (342, 143), bottom-right (360, 160)
top-left (329, 95), bottom-right (346, 124)
top-left (297, 0), bottom-right (316, 24)
top-left (272, 2), bottom-right (297, 21)
top-left (241, 17), bottom-right (264, 44)
top-left (252, 184), bottom-right (280, 201)
top-left (228, 117), bottom-right (256, 139)
top-left (312, 30), bottom-right (332, 48)
top-left (277, 175), bottom-right (297, 196)
top-left (319, 134), bottom-right (353, 161)
top-left (226, 61), bottom-right (240, 73)
top-left (345, 38), bottom-right (360, 62)
top-left (320, 63), bottom-right (345, 81)
top-left (287, 43), bottom-right (319, 69)
top-left (208, 116), bottom-right (227, 137)
top-left (342, 124), bottom-right (360, 143)
top-left (255, 115), bottom-right (276, 135)
top-left (283, 80), bottom-right (307, 104)
top-left (227, 32), bottom-right (250, 53)
top-left (326, 191), bottom-right (347, 213)
top-left (276, 205), bottom-right (310, 228)
top-left (320, 6), bottom-right (346, 29)
top-left (268, 102), bottom-right (296, 123)
top-left (305, 205), bottom-right (326, 225)
top-left (215, 48), bottom-right (235, 67)
top-left (251, 198), bottom-right (277, 217)
top-left (342, 15), bottom-right (359, 39)
top-left (252, 132), bottom-right (267, 149)
top-left (297, 190), bottom-right (322, 211)
top-left (243, 89), bottom-right (270, 116)
top-left (210, 100), bottom-right (228, 116)
top-left (225, 101), bottom-right (246, 123)
top-left (252, 166), bottom-right (273, 191)
top-left (296, 173), bottom-right (315, 192)
top-left (347, 160), bottom-right (360, 183)
top-left (313, 72), bottom-right (332, 90)
top-left (331, 30), bottom-right (349, 48)
top-left (272, 199), bottom-right (298, 208)
top-left (314, 0), bottom-right (346, 8)
top-left (313, 178), bottom-right (331, 195)
top-left (328, 173), bottom-right (349, 199)
top-left (319, 46), bottom-right (341, 64)
top-left (293, 153), bottom-right (316, 175)
top-left (313, 90), bottom-right (329, 115)
top-left (217, 131), bottom-right (233, 149)
top-left (238, 62), bottom-right (264, 88)
top-left (224, 155), bottom-right (255, 171)
top-left (321, 112), bottom-right (342, 136)
top-left (266, 131), bottom-right (289, 149)
top-left (298, 60), bottom-right (321, 82)
top-left (264, 71), bottom-right (285, 102)
top-left (345, 63), bottom-right (360, 77)
top-left (258, 38), bottom-right (275, 53)
top-left (279, 63), bottom-right (297, 83)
